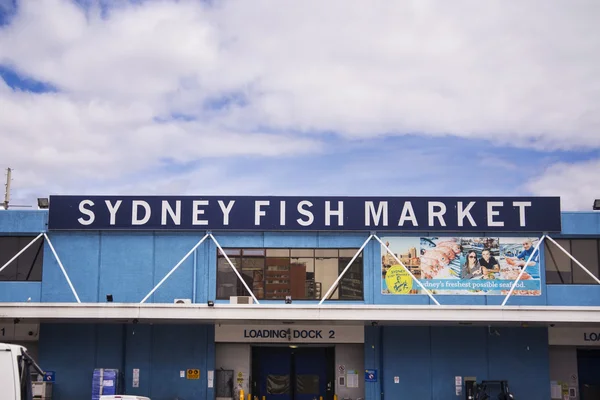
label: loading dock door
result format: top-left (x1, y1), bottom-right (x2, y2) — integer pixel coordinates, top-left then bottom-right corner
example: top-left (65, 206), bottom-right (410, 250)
top-left (253, 346), bottom-right (332, 400)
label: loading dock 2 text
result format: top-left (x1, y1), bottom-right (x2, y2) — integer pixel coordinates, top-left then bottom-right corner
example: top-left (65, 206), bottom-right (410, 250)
top-left (243, 329), bottom-right (335, 339)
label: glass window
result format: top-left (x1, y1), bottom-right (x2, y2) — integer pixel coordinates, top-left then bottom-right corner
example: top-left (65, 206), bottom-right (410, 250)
top-left (315, 256), bottom-right (339, 300)
top-left (571, 240), bottom-right (599, 284)
top-left (216, 256), bottom-right (241, 298)
top-left (291, 249), bottom-right (314, 257)
top-left (265, 257), bottom-right (290, 300)
top-left (291, 257), bottom-right (315, 299)
top-left (216, 248), bottom-right (364, 300)
top-left (267, 375), bottom-right (290, 394)
top-left (339, 257), bottom-right (363, 300)
top-left (0, 236), bottom-right (44, 282)
top-left (545, 239), bottom-right (572, 284)
top-left (316, 249), bottom-right (338, 258)
top-left (267, 249), bottom-right (289, 257)
top-left (340, 249), bottom-right (362, 258)
top-left (296, 375), bottom-right (319, 394)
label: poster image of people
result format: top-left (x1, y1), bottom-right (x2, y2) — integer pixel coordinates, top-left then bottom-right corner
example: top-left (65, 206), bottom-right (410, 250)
top-left (381, 236), bottom-right (541, 296)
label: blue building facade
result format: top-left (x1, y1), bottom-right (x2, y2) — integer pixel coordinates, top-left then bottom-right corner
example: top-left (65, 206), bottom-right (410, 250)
top-left (1, 198), bottom-right (599, 400)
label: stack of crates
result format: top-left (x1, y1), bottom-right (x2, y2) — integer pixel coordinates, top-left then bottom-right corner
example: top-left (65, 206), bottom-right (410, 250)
top-left (92, 368), bottom-right (123, 400)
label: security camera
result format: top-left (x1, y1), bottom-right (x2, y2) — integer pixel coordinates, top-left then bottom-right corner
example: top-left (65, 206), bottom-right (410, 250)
top-left (371, 321), bottom-right (378, 327)
top-left (28, 331), bottom-right (34, 336)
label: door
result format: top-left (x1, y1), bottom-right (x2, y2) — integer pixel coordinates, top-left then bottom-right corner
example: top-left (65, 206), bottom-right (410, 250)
top-left (253, 347), bottom-right (333, 400)
top-left (257, 347), bottom-right (292, 400)
top-left (294, 347), bottom-right (328, 400)
top-left (578, 349), bottom-right (600, 400)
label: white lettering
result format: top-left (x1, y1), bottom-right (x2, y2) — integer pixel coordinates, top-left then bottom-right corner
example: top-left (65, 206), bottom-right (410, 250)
top-left (398, 201), bottom-right (418, 226)
top-left (255, 200), bottom-right (269, 225)
top-left (297, 200), bottom-right (314, 226)
top-left (192, 200), bottom-right (209, 225)
top-left (218, 200), bottom-right (235, 225)
top-left (325, 201), bottom-right (344, 226)
top-left (513, 201), bottom-right (531, 227)
top-left (428, 202), bottom-right (447, 227)
top-left (457, 201), bottom-right (476, 227)
top-left (365, 201), bottom-right (388, 226)
top-left (161, 200), bottom-right (181, 225)
top-left (280, 201), bottom-right (286, 226)
top-left (487, 201), bottom-right (504, 227)
top-left (105, 200), bottom-right (122, 226)
top-left (77, 200), bottom-right (95, 225)
top-left (132, 200), bottom-right (151, 225)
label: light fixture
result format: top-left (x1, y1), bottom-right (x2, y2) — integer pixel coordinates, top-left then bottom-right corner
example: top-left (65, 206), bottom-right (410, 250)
top-left (106, 294), bottom-right (113, 302)
top-left (594, 199), bottom-right (600, 211)
top-left (207, 300), bottom-right (214, 307)
top-left (37, 198), bottom-right (49, 209)
top-left (285, 296), bottom-right (292, 304)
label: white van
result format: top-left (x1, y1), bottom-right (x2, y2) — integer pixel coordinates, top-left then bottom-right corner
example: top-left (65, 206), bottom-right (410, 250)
top-left (0, 342), bottom-right (43, 400)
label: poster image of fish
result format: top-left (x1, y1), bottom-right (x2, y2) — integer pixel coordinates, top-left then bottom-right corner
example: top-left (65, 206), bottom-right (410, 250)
top-left (381, 236), bottom-right (542, 296)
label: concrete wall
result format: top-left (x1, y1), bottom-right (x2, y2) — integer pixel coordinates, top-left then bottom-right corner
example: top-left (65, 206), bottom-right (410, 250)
top-left (215, 343), bottom-right (251, 399)
top-left (364, 325), bottom-right (550, 400)
top-left (335, 343), bottom-right (364, 400)
top-left (549, 346), bottom-right (579, 400)
top-left (38, 323), bottom-right (215, 400)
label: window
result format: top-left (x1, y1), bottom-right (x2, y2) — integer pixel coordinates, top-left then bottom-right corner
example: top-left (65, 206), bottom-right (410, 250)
top-left (0, 236), bottom-right (44, 282)
top-left (216, 248), bottom-right (363, 300)
top-left (545, 239), bottom-right (599, 284)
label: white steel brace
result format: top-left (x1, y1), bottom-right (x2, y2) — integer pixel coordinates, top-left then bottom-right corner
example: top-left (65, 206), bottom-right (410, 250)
top-left (139, 233), bottom-right (261, 305)
top-left (319, 234), bottom-right (373, 305)
top-left (140, 234), bottom-right (209, 304)
top-left (44, 233), bottom-right (81, 303)
top-left (500, 235), bottom-right (546, 306)
top-left (0, 232), bottom-right (43, 274)
top-left (0, 232), bottom-right (81, 303)
top-left (546, 235), bottom-right (600, 285)
top-left (209, 233), bottom-right (260, 305)
top-left (374, 235), bottom-right (441, 306)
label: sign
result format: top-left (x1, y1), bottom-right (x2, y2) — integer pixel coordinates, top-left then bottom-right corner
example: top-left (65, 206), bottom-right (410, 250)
top-left (549, 327), bottom-right (600, 346)
top-left (186, 369), bottom-right (200, 380)
top-left (215, 324), bottom-right (364, 343)
top-left (44, 371), bottom-right (55, 382)
top-left (132, 368), bottom-right (139, 388)
top-left (381, 236), bottom-right (542, 296)
top-left (394, 376), bottom-right (399, 384)
top-left (47, 195), bottom-right (561, 232)
top-left (365, 369), bottom-right (377, 382)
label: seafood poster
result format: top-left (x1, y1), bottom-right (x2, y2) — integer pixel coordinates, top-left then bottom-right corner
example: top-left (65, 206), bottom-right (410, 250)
top-left (381, 236), bottom-right (541, 296)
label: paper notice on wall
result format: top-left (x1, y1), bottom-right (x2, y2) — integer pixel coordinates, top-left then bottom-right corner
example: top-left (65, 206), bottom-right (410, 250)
top-left (133, 369), bottom-right (140, 388)
top-left (347, 371), bottom-right (359, 388)
top-left (208, 370), bottom-right (214, 388)
top-left (551, 383), bottom-right (562, 399)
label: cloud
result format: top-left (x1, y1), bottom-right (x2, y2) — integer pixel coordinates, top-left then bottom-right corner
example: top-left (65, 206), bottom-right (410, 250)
top-left (526, 158), bottom-right (600, 211)
top-left (1, 0), bottom-right (600, 205)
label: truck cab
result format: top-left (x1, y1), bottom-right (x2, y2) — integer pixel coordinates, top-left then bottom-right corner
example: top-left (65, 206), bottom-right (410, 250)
top-left (0, 343), bottom-right (43, 400)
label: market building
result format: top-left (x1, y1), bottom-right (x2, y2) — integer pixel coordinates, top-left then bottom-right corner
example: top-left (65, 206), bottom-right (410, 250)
top-left (1, 195), bottom-right (599, 400)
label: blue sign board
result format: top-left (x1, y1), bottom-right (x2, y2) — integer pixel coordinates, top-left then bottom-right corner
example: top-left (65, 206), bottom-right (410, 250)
top-left (365, 369), bottom-right (377, 382)
top-left (47, 195), bottom-right (562, 232)
top-left (44, 371), bottom-right (55, 382)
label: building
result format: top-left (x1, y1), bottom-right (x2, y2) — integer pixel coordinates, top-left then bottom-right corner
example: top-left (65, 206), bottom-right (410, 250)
top-left (0, 195), bottom-right (599, 400)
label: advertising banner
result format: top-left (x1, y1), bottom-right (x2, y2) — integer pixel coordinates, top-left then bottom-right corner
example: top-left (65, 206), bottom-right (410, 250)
top-left (381, 236), bottom-right (542, 296)
top-left (47, 195), bottom-right (561, 232)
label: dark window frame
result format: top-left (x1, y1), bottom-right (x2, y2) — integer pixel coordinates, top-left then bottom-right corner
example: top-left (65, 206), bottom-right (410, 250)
top-left (216, 248), bottom-right (364, 301)
top-left (0, 236), bottom-right (44, 282)
top-left (545, 238), bottom-right (600, 285)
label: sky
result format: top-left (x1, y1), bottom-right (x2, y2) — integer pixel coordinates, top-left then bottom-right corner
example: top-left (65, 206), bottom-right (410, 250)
top-left (0, 0), bottom-right (599, 211)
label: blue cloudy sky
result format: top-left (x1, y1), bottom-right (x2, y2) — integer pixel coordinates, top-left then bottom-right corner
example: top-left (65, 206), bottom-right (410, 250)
top-left (0, 0), bottom-right (599, 210)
